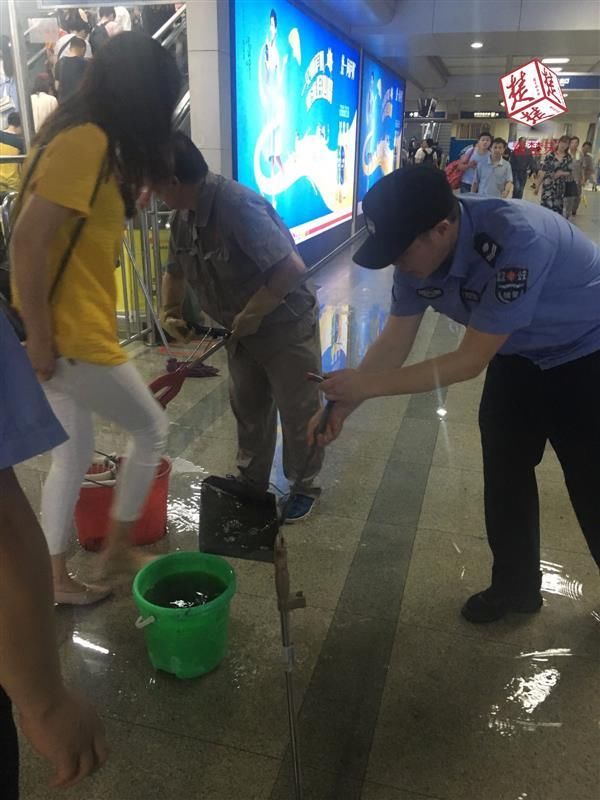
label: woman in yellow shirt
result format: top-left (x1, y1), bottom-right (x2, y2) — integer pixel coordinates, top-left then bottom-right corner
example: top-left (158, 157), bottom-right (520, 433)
top-left (10, 32), bottom-right (181, 605)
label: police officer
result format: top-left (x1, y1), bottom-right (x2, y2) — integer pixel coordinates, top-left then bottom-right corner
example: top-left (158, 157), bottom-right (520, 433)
top-left (310, 165), bottom-right (600, 622)
top-left (155, 133), bottom-right (322, 522)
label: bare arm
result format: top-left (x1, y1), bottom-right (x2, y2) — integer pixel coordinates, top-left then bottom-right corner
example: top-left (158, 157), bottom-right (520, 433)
top-left (0, 469), bottom-right (108, 788)
top-left (159, 270), bottom-right (194, 342)
top-left (0, 469), bottom-right (64, 716)
top-left (309, 313), bottom-right (423, 446)
top-left (231, 249), bottom-right (308, 338)
top-left (357, 313), bottom-right (423, 373)
top-left (161, 270), bottom-right (186, 319)
top-left (10, 194), bottom-right (74, 379)
top-left (322, 327), bottom-right (508, 408)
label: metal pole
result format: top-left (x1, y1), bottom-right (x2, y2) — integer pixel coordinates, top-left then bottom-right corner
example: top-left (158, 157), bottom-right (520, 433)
top-left (119, 242), bottom-right (133, 342)
top-left (149, 196), bottom-right (164, 314)
top-left (126, 221), bottom-right (142, 338)
top-left (139, 210), bottom-right (156, 345)
top-left (7, 0), bottom-right (35, 149)
top-left (274, 535), bottom-right (305, 800)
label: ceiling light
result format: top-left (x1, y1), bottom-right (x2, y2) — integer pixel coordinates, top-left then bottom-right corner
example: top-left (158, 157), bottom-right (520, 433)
top-left (552, 67), bottom-right (563, 72)
top-left (474, 93), bottom-right (481, 97)
top-left (500, 100), bottom-right (505, 106)
top-left (470, 41), bottom-right (483, 49)
top-left (563, 93), bottom-right (569, 97)
top-left (542, 58), bottom-right (570, 64)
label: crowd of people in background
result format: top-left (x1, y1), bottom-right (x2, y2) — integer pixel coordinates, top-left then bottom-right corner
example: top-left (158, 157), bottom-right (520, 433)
top-left (444, 129), bottom-right (598, 214)
top-left (0, 4), bottom-right (185, 129)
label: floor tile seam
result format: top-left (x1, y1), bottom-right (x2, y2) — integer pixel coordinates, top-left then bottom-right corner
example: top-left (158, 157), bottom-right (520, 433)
top-left (269, 319), bottom-right (454, 796)
top-left (100, 710), bottom-right (284, 762)
top-left (363, 776), bottom-right (447, 800)
top-left (394, 619), bottom-right (600, 662)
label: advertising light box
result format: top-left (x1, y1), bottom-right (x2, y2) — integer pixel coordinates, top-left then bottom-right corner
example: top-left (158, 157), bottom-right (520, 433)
top-left (232, 0), bottom-right (360, 243)
top-left (357, 55), bottom-right (405, 210)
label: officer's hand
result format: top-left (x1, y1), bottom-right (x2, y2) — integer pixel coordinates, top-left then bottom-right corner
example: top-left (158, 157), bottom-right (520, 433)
top-left (231, 310), bottom-right (263, 340)
top-left (19, 689), bottom-right (108, 789)
top-left (160, 314), bottom-right (193, 343)
top-left (321, 369), bottom-right (372, 407)
top-left (307, 402), bottom-right (354, 448)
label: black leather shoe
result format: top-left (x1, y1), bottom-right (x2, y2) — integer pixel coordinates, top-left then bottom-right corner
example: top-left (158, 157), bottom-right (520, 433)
top-left (461, 586), bottom-right (543, 623)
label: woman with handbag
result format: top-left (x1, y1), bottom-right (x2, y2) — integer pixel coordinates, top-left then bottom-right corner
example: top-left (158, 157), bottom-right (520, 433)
top-left (10, 32), bottom-right (181, 605)
top-left (535, 135), bottom-right (572, 215)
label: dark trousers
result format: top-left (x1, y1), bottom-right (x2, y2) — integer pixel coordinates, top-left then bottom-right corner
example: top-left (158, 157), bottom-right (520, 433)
top-left (479, 351), bottom-right (600, 595)
top-left (512, 172), bottom-right (527, 199)
top-left (459, 182), bottom-right (472, 194)
top-left (0, 686), bottom-right (19, 799)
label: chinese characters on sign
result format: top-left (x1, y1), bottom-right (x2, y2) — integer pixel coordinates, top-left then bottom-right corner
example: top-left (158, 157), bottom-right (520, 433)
top-left (499, 59), bottom-right (568, 127)
top-left (340, 54), bottom-right (356, 80)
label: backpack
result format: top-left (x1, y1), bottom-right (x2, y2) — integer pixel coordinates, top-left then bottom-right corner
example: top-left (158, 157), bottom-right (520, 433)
top-left (89, 22), bottom-right (109, 56)
top-left (422, 149), bottom-right (435, 165)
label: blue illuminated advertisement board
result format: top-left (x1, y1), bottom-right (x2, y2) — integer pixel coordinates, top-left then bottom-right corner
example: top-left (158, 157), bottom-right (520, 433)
top-left (357, 55), bottom-right (405, 209)
top-left (232, 0), bottom-right (360, 243)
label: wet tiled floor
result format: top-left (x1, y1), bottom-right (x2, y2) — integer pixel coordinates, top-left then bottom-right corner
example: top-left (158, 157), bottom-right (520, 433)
top-left (17, 191), bottom-right (600, 799)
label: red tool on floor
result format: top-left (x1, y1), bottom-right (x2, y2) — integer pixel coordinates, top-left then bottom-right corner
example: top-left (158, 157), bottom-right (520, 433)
top-left (148, 327), bottom-right (230, 408)
top-left (126, 255), bottom-right (230, 408)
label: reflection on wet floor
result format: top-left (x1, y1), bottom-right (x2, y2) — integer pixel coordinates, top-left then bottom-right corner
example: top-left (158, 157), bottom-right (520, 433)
top-left (18, 200), bottom-right (600, 800)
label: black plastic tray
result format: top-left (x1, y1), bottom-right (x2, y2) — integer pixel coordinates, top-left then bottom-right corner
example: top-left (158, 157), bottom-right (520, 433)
top-left (199, 475), bottom-right (278, 563)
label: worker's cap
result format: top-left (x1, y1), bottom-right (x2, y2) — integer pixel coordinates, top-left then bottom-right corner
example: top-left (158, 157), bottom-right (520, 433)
top-left (353, 165), bottom-right (455, 270)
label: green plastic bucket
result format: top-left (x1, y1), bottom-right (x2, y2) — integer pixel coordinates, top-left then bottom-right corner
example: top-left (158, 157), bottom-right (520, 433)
top-left (133, 552), bottom-right (236, 679)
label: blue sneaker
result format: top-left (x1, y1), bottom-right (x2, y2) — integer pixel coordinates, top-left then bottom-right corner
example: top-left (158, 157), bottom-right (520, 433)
top-left (284, 493), bottom-right (316, 524)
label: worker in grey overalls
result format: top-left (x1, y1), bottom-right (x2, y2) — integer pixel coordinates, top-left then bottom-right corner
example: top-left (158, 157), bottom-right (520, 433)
top-left (156, 133), bottom-right (323, 522)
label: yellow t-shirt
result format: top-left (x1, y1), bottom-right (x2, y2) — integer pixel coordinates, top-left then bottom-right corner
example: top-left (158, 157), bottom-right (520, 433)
top-left (0, 132), bottom-right (23, 192)
top-left (13, 123), bottom-right (126, 366)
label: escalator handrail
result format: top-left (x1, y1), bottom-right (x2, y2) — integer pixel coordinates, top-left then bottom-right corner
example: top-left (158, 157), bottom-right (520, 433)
top-left (151, 4), bottom-right (186, 42)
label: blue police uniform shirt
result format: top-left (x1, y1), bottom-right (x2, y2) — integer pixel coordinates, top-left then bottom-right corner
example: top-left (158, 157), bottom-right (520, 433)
top-left (390, 196), bottom-right (600, 370)
top-left (0, 310), bottom-right (67, 469)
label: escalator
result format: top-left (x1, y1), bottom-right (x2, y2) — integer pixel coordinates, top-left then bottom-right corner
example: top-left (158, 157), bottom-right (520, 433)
top-left (2, 5), bottom-right (192, 346)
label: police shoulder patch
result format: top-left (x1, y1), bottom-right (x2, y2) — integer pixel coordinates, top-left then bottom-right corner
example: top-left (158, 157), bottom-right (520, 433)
top-left (417, 287), bottom-right (444, 300)
top-left (473, 233), bottom-right (503, 267)
top-left (495, 268), bottom-right (528, 304)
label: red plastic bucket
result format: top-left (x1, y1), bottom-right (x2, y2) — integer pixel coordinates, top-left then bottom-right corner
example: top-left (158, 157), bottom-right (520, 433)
top-left (75, 457), bottom-right (172, 551)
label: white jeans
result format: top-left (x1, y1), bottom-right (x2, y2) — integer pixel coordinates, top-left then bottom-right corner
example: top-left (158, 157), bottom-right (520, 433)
top-left (41, 359), bottom-right (168, 556)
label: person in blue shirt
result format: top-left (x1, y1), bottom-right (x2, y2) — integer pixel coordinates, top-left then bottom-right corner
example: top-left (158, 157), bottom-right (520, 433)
top-left (0, 310), bottom-right (107, 797)
top-left (309, 165), bottom-right (600, 624)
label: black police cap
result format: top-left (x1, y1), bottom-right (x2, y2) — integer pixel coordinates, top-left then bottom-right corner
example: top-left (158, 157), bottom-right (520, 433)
top-left (353, 165), bottom-right (456, 270)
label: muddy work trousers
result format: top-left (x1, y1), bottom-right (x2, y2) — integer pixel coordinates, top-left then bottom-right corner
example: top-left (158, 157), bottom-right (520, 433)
top-left (228, 320), bottom-right (323, 496)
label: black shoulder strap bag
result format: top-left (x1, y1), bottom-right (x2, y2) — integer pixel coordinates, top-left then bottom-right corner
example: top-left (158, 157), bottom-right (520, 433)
top-left (0, 146), bottom-right (107, 341)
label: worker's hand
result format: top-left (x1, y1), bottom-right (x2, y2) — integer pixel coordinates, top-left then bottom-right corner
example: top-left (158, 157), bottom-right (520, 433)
top-left (307, 402), bottom-right (354, 447)
top-left (19, 689), bottom-right (108, 790)
top-left (26, 337), bottom-right (57, 382)
top-left (321, 369), bottom-right (373, 407)
top-left (160, 314), bottom-right (193, 343)
top-left (231, 310), bottom-right (263, 339)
